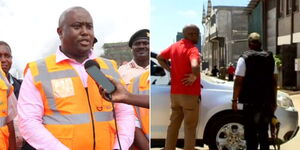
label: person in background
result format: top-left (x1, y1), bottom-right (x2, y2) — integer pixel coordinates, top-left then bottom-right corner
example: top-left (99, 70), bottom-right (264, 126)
top-left (227, 63), bottom-right (235, 81)
top-left (17, 6), bottom-right (135, 150)
top-left (232, 32), bottom-right (277, 150)
top-left (157, 24), bottom-right (201, 150)
top-left (0, 64), bottom-right (17, 150)
top-left (118, 29), bottom-right (150, 150)
top-left (0, 41), bottom-right (22, 98)
top-left (102, 73), bottom-right (149, 109)
top-left (0, 41), bottom-right (24, 150)
top-left (118, 29), bottom-right (149, 85)
top-left (211, 65), bottom-right (219, 77)
top-left (102, 71), bottom-right (150, 150)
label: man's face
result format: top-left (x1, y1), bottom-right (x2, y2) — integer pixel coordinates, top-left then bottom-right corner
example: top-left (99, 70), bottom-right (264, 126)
top-left (132, 38), bottom-right (149, 60)
top-left (0, 45), bottom-right (12, 74)
top-left (184, 27), bottom-right (200, 44)
top-left (58, 9), bottom-right (94, 58)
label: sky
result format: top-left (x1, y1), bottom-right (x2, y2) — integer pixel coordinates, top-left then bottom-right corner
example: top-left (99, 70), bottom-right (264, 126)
top-left (151, 0), bottom-right (250, 54)
top-left (0, 0), bottom-right (150, 76)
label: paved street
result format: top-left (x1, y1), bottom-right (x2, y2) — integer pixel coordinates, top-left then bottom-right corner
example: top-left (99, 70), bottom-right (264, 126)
top-left (151, 93), bottom-right (300, 150)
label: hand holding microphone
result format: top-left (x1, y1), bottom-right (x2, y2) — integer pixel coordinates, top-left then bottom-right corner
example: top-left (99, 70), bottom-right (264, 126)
top-left (84, 60), bottom-right (149, 108)
top-left (84, 60), bottom-right (116, 100)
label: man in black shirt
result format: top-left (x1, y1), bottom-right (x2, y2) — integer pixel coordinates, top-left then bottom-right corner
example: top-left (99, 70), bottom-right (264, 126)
top-left (232, 32), bottom-right (277, 150)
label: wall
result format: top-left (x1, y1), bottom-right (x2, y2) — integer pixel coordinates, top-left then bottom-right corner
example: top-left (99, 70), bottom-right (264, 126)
top-left (248, 1), bottom-right (263, 39)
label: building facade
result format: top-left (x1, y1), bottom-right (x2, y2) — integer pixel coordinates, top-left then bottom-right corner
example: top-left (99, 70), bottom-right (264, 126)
top-left (202, 6), bottom-right (248, 71)
top-left (247, 0), bottom-right (300, 90)
top-left (102, 42), bottom-right (132, 67)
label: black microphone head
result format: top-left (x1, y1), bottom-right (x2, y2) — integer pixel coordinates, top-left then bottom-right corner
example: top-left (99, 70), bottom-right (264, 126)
top-left (84, 60), bottom-right (100, 69)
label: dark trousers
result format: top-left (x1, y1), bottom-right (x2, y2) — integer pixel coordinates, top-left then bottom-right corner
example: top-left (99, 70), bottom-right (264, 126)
top-left (21, 141), bottom-right (35, 150)
top-left (243, 104), bottom-right (271, 150)
top-left (228, 74), bottom-right (234, 81)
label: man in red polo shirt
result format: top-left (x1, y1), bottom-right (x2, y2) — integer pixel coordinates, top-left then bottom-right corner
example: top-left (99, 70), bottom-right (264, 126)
top-left (157, 24), bottom-right (201, 150)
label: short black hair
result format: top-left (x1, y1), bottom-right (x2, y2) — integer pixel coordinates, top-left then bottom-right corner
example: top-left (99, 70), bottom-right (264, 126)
top-left (0, 41), bottom-right (11, 52)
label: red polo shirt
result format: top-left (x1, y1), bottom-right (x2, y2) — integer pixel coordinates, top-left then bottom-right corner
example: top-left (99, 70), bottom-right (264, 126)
top-left (160, 39), bottom-right (201, 96)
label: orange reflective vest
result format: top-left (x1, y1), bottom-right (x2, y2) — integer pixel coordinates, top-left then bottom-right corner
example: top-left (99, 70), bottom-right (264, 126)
top-left (27, 54), bottom-right (122, 150)
top-left (128, 71), bottom-right (149, 139)
top-left (0, 68), bottom-right (11, 150)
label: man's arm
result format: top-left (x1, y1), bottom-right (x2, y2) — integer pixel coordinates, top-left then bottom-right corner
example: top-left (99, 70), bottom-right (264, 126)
top-left (99, 78), bottom-right (149, 108)
top-left (7, 121), bottom-right (17, 150)
top-left (18, 70), bottom-right (69, 150)
top-left (113, 103), bottom-right (135, 150)
top-left (232, 76), bottom-right (244, 111)
top-left (132, 127), bottom-right (149, 150)
top-left (182, 58), bottom-right (200, 86)
top-left (157, 55), bottom-right (170, 72)
top-left (191, 58), bottom-right (200, 76)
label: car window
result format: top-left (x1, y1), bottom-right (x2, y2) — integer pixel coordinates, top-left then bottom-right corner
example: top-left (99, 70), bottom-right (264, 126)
top-left (151, 60), bottom-right (166, 76)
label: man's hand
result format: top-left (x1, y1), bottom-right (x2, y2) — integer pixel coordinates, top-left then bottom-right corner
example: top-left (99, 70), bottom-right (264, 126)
top-left (232, 100), bottom-right (238, 112)
top-left (182, 73), bottom-right (197, 86)
top-left (98, 78), bottom-right (129, 103)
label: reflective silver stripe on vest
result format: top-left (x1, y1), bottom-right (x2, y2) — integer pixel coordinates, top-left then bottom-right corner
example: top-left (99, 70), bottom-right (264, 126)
top-left (0, 72), bottom-right (11, 127)
top-left (34, 59), bottom-right (77, 113)
top-left (132, 75), bottom-right (149, 139)
top-left (134, 106), bottom-right (149, 140)
top-left (0, 117), bottom-right (6, 127)
top-left (100, 59), bottom-right (121, 82)
top-left (34, 58), bottom-right (116, 125)
top-left (94, 111), bottom-right (114, 122)
top-left (0, 72), bottom-right (11, 96)
top-left (132, 75), bottom-right (149, 95)
top-left (43, 113), bottom-right (90, 125)
top-left (43, 111), bottom-right (114, 125)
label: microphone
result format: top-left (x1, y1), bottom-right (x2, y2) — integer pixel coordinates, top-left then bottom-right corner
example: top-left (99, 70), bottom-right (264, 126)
top-left (84, 60), bottom-right (116, 96)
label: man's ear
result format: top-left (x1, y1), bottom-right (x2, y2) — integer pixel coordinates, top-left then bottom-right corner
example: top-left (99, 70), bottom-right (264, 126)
top-left (57, 27), bottom-right (63, 40)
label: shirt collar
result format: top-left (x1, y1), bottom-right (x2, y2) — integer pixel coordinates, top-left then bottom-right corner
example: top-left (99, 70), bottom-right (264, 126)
top-left (130, 59), bottom-right (150, 69)
top-left (182, 39), bottom-right (194, 45)
top-left (56, 48), bottom-right (97, 64)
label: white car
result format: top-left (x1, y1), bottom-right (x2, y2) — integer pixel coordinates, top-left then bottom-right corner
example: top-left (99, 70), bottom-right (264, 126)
top-left (151, 53), bottom-right (299, 150)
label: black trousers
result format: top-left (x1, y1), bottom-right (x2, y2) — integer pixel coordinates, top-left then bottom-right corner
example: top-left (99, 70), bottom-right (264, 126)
top-left (228, 74), bottom-right (234, 81)
top-left (243, 104), bottom-right (272, 150)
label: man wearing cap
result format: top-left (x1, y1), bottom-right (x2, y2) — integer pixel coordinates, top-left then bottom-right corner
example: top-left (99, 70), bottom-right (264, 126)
top-left (118, 29), bottom-right (149, 149)
top-left (157, 24), bottom-right (201, 150)
top-left (232, 32), bottom-right (277, 150)
top-left (118, 29), bottom-right (149, 85)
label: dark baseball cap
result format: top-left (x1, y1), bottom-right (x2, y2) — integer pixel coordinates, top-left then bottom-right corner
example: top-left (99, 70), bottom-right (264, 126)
top-left (128, 29), bottom-right (149, 48)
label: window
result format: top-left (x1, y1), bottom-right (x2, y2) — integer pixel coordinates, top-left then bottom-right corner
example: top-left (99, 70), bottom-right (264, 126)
top-left (294, 0), bottom-right (299, 11)
top-left (279, 0), bottom-right (284, 17)
top-left (286, 0), bottom-right (292, 15)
